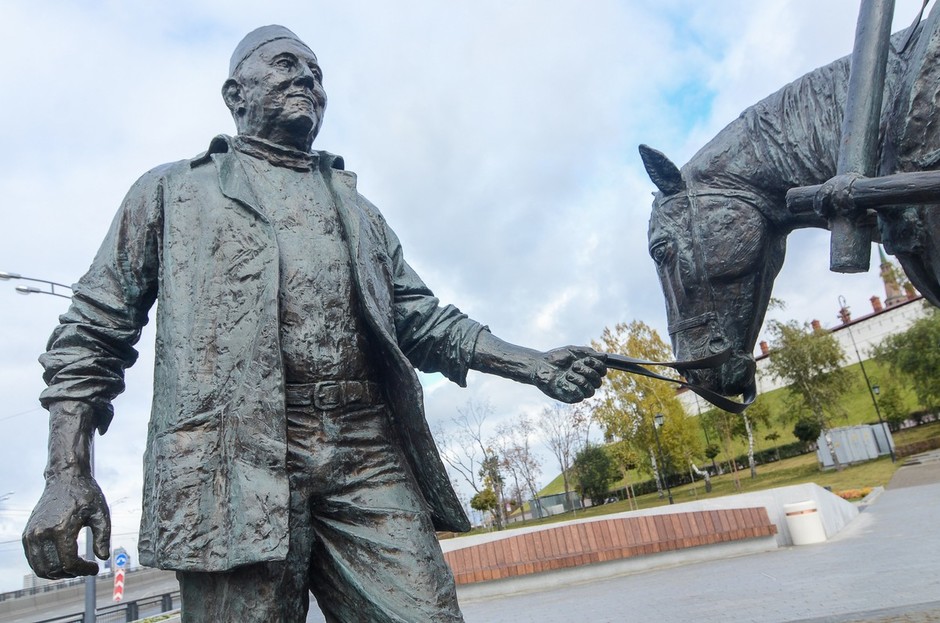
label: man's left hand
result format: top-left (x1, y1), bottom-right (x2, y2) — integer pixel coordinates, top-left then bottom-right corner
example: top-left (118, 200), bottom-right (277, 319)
top-left (533, 346), bottom-right (607, 403)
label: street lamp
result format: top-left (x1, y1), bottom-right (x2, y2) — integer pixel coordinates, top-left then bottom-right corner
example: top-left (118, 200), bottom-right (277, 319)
top-left (0, 271), bottom-right (72, 299)
top-left (870, 380), bottom-right (896, 463)
top-left (838, 295), bottom-right (896, 463)
top-left (653, 413), bottom-right (674, 505)
top-left (3, 272), bottom-right (91, 617)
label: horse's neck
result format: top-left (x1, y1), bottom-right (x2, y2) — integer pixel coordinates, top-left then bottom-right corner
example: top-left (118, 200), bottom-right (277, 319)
top-left (684, 53), bottom-right (860, 233)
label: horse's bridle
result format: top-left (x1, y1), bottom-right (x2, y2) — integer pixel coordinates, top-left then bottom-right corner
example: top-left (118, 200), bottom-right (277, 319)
top-left (655, 185), bottom-right (782, 410)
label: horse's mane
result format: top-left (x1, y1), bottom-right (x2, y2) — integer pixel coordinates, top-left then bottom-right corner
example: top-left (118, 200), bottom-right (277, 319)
top-left (682, 30), bottom-right (914, 207)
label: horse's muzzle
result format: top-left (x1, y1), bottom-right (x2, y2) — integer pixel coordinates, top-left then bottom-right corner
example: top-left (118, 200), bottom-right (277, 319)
top-left (684, 352), bottom-right (756, 398)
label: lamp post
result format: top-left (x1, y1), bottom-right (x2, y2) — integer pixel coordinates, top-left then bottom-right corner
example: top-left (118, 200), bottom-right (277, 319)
top-left (0, 272), bottom-right (72, 299)
top-left (3, 271), bottom-right (93, 619)
top-left (838, 295), bottom-right (896, 463)
top-left (653, 413), bottom-right (674, 505)
top-left (870, 381), bottom-right (896, 463)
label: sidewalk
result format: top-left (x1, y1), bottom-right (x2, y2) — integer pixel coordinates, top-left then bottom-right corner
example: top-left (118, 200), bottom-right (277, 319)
top-left (450, 452), bottom-right (940, 623)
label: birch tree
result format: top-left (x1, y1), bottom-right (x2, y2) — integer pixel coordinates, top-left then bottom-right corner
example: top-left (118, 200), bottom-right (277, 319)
top-left (494, 417), bottom-right (542, 521)
top-left (433, 399), bottom-right (495, 495)
top-left (537, 403), bottom-right (581, 507)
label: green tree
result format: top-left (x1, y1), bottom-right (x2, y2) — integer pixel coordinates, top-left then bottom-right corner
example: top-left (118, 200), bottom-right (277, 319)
top-left (573, 444), bottom-right (618, 506)
top-left (876, 384), bottom-right (909, 432)
top-left (793, 417), bottom-right (822, 447)
top-left (764, 431), bottom-right (781, 461)
top-left (766, 319), bottom-right (852, 470)
top-left (469, 489), bottom-right (498, 526)
top-left (478, 454), bottom-right (505, 530)
top-left (702, 408), bottom-right (742, 489)
top-left (590, 321), bottom-right (703, 493)
top-left (704, 444), bottom-right (721, 462)
top-left (608, 439), bottom-right (640, 510)
top-left (873, 308), bottom-right (940, 411)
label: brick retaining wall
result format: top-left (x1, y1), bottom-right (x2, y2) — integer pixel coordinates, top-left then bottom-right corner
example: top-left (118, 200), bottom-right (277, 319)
top-left (443, 507), bottom-right (777, 585)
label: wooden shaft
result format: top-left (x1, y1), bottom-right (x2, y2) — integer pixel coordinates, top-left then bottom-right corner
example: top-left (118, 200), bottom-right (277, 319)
top-left (788, 170), bottom-right (940, 213)
top-left (830, 0), bottom-right (895, 273)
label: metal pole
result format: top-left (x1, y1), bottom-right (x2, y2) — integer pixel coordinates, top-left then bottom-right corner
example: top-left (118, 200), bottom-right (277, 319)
top-left (653, 419), bottom-right (674, 505)
top-left (838, 296), bottom-right (896, 462)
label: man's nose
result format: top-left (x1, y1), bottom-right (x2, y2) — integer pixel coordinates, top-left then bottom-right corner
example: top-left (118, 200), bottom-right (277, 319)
top-left (294, 66), bottom-right (316, 88)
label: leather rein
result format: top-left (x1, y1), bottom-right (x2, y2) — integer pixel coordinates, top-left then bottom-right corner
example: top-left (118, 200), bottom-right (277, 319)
top-left (602, 348), bottom-right (753, 414)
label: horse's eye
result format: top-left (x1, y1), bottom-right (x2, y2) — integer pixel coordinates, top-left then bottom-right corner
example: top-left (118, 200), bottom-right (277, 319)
top-left (650, 242), bottom-right (670, 265)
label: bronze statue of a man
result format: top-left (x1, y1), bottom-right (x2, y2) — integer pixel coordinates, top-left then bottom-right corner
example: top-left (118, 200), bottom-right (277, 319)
top-left (22, 25), bottom-right (606, 622)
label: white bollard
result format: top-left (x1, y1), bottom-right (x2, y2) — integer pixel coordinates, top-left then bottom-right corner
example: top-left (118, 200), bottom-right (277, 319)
top-left (783, 500), bottom-right (827, 545)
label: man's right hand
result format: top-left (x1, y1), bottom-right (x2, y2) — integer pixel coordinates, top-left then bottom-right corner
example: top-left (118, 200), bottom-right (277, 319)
top-left (22, 472), bottom-right (111, 579)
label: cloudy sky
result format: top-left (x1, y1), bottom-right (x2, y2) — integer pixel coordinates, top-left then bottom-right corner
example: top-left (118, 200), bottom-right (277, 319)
top-left (0, 0), bottom-right (926, 592)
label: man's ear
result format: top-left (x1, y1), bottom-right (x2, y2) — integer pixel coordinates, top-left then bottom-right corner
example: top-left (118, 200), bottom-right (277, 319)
top-left (222, 78), bottom-right (245, 116)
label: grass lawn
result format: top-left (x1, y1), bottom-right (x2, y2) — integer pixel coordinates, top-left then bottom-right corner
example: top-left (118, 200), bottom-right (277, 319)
top-left (461, 420), bottom-right (939, 537)
top-left (539, 375), bottom-right (932, 499)
top-left (894, 419), bottom-right (940, 446)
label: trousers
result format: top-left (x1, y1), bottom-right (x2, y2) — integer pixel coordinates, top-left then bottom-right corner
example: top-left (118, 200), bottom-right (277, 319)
top-left (177, 400), bottom-right (464, 622)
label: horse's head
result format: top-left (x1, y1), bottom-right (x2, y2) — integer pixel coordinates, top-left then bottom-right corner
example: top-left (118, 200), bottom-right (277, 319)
top-left (641, 145), bottom-right (786, 399)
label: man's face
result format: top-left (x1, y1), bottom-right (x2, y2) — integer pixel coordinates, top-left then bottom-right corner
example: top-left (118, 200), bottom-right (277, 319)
top-left (230, 39), bottom-right (327, 149)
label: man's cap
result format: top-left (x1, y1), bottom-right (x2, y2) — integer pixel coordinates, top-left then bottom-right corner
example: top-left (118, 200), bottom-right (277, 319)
top-left (229, 25), bottom-right (314, 77)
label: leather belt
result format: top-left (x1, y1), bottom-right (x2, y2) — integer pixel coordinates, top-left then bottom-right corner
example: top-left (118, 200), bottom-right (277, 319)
top-left (284, 380), bottom-right (382, 410)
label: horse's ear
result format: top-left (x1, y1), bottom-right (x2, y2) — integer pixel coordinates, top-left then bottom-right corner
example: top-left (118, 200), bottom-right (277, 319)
top-left (639, 144), bottom-right (685, 195)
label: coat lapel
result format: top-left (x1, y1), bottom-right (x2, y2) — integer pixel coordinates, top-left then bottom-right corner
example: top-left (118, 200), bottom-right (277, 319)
top-left (325, 166), bottom-right (363, 264)
top-left (213, 145), bottom-right (269, 222)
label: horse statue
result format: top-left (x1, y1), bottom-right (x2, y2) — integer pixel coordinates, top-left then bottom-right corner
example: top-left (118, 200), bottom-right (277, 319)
top-left (641, 4), bottom-right (940, 401)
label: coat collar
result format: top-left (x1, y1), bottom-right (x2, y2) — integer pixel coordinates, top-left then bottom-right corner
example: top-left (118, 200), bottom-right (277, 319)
top-left (191, 134), bottom-right (352, 224)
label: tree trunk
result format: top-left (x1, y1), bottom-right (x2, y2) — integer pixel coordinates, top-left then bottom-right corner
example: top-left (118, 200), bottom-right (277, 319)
top-left (526, 477), bottom-right (543, 519)
top-left (627, 482), bottom-right (638, 511)
top-left (494, 482), bottom-right (506, 530)
top-left (511, 473), bottom-right (525, 524)
top-left (744, 415), bottom-right (757, 479)
top-left (823, 427), bottom-right (844, 471)
top-left (561, 469), bottom-right (574, 513)
top-left (650, 449), bottom-right (664, 499)
top-left (690, 462), bottom-right (712, 493)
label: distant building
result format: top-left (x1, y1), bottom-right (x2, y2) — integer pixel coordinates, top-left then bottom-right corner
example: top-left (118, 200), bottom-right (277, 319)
top-left (22, 572), bottom-right (64, 590)
top-left (750, 295), bottom-right (929, 397)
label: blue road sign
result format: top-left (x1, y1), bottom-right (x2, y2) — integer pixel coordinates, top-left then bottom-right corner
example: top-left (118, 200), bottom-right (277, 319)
top-left (115, 551), bottom-right (128, 568)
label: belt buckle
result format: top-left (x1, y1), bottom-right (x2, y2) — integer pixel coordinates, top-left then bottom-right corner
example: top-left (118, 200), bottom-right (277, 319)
top-left (314, 381), bottom-right (343, 410)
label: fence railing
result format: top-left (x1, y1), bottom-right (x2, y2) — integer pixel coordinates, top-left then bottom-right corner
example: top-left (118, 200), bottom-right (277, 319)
top-left (31, 591), bottom-right (179, 623)
top-left (0, 568), bottom-right (152, 604)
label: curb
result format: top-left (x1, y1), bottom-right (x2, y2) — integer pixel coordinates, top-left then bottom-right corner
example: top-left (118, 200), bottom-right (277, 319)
top-left (855, 485), bottom-right (885, 511)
